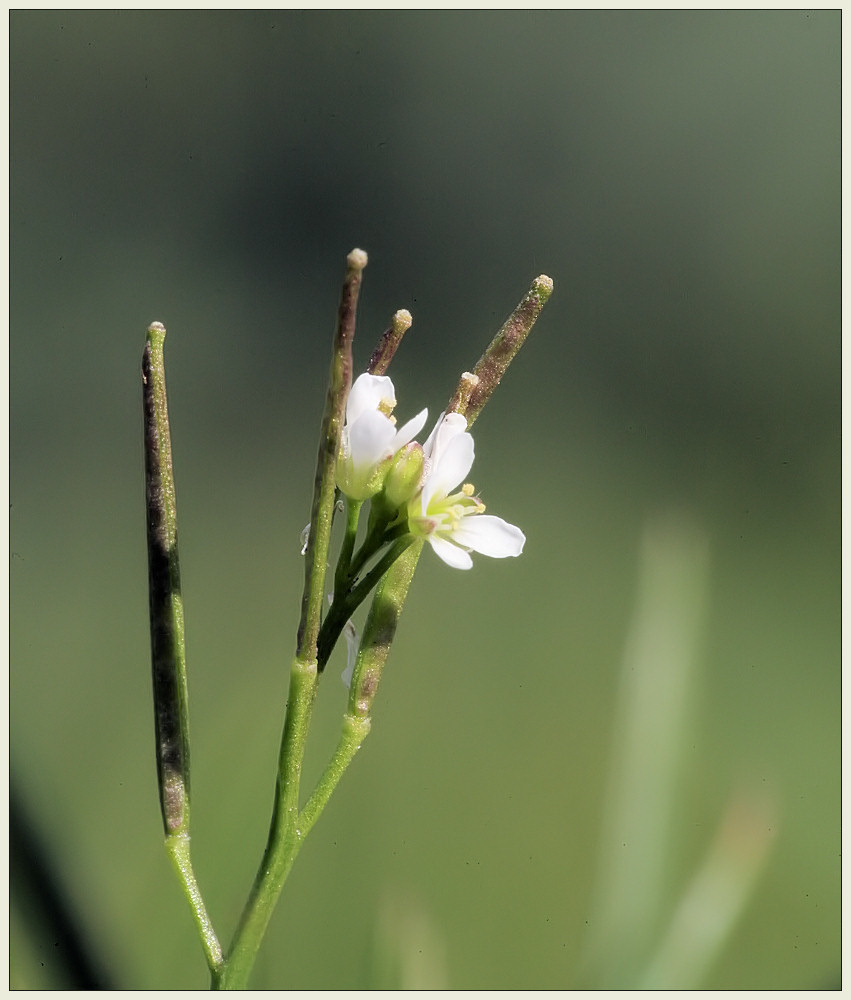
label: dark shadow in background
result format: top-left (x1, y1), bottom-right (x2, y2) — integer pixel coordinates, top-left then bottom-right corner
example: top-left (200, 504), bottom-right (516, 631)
top-left (10, 782), bottom-right (116, 990)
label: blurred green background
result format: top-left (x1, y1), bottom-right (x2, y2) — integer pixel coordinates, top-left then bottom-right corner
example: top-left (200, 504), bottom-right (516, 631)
top-left (10, 10), bottom-right (839, 990)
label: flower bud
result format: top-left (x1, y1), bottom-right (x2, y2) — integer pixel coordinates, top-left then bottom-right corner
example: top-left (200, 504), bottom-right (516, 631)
top-left (381, 442), bottom-right (425, 509)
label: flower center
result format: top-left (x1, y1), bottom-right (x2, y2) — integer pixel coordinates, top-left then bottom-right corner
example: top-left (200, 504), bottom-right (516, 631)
top-left (413, 483), bottom-right (485, 538)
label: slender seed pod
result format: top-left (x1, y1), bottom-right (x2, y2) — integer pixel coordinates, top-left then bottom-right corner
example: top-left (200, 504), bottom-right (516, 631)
top-left (451, 274), bottom-right (553, 429)
top-left (142, 322), bottom-right (191, 837)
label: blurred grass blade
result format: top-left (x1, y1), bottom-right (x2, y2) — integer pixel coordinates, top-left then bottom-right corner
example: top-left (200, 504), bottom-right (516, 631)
top-left (370, 891), bottom-right (448, 989)
top-left (583, 513), bottom-right (709, 986)
top-left (638, 785), bottom-right (777, 988)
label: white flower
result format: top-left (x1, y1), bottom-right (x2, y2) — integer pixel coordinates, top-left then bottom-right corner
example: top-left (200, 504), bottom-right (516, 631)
top-left (408, 412), bottom-right (526, 570)
top-left (337, 374), bottom-right (428, 500)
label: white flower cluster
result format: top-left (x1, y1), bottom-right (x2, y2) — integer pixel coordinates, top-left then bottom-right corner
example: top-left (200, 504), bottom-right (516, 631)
top-left (337, 373), bottom-right (525, 570)
top-left (336, 374), bottom-right (428, 501)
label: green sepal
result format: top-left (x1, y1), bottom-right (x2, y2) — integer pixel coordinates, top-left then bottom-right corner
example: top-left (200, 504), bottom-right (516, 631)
top-left (380, 442), bottom-right (425, 510)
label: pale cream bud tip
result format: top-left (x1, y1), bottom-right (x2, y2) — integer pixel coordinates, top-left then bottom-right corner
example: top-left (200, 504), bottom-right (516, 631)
top-left (148, 321), bottom-right (166, 333)
top-left (347, 248), bottom-right (368, 270)
top-left (393, 309), bottom-right (413, 331)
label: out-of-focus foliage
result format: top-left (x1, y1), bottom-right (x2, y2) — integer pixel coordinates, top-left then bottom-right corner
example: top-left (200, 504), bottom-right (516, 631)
top-left (11, 11), bottom-right (838, 989)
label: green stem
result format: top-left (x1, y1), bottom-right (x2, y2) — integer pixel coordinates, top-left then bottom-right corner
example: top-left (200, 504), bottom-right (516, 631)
top-left (291, 547), bottom-right (425, 918)
top-left (317, 492), bottom-right (407, 672)
top-left (213, 249), bottom-right (367, 990)
top-left (333, 498), bottom-right (363, 596)
top-left (299, 713), bottom-right (372, 839)
top-left (214, 690), bottom-right (370, 990)
top-left (211, 658), bottom-right (317, 990)
top-left (221, 547), bottom-right (424, 987)
top-left (347, 542), bottom-right (423, 718)
top-left (297, 249), bottom-right (365, 658)
top-left (345, 536), bottom-right (415, 613)
top-left (317, 533), bottom-right (414, 671)
top-left (344, 515), bottom-right (386, 584)
top-left (166, 834), bottom-right (223, 972)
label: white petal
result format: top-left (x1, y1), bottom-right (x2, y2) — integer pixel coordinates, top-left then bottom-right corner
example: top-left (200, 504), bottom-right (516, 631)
top-left (347, 373), bottom-right (395, 424)
top-left (423, 411), bottom-right (467, 461)
top-left (348, 409), bottom-right (397, 470)
top-left (421, 411), bottom-right (445, 457)
top-left (392, 407), bottom-right (428, 451)
top-left (424, 432), bottom-right (474, 506)
top-left (451, 515), bottom-right (526, 558)
top-left (428, 533), bottom-right (474, 569)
